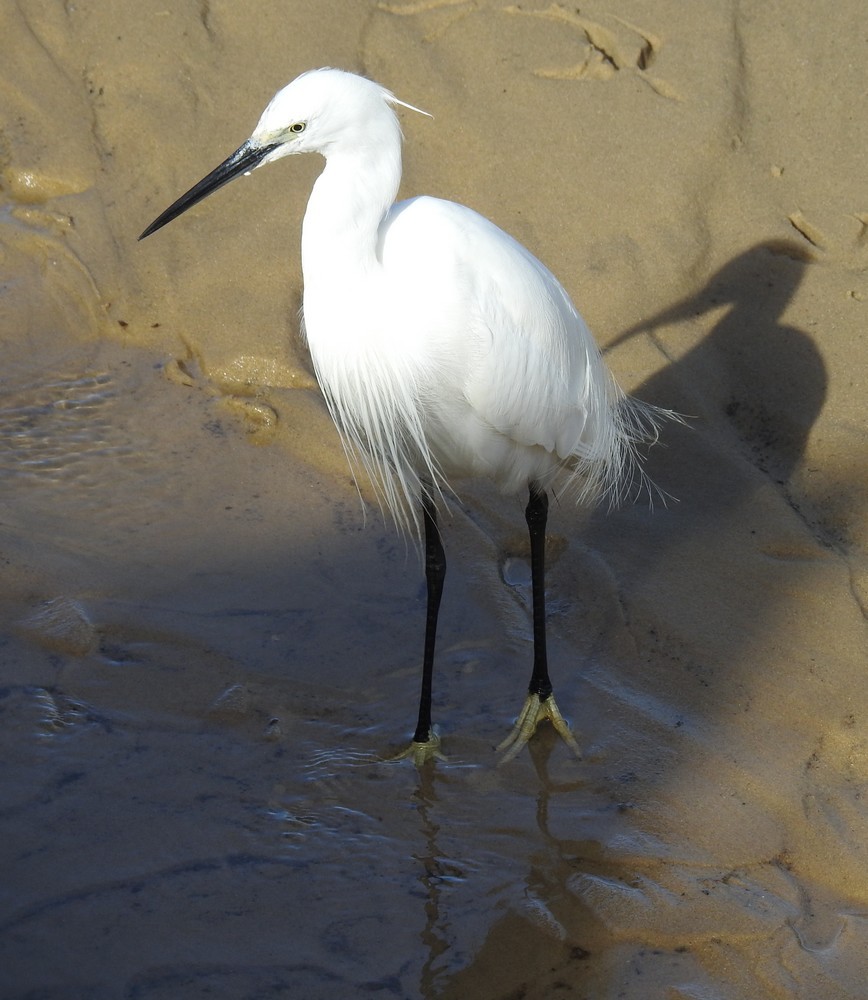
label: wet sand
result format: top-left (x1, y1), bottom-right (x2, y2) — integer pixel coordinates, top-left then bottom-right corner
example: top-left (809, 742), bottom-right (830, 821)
top-left (2, 1), bottom-right (867, 997)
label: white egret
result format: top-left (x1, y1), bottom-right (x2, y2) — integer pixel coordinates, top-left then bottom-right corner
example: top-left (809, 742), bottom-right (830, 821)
top-left (140, 68), bottom-right (674, 764)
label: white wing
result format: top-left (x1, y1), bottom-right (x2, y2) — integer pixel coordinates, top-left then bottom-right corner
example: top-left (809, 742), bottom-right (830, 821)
top-left (381, 197), bottom-right (621, 475)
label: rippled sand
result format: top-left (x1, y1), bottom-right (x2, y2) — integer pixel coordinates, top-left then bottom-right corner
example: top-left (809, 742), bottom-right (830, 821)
top-left (2, 2), bottom-right (867, 998)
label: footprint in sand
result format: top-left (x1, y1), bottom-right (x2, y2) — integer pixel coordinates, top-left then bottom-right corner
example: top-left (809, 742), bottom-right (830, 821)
top-left (378, 1), bottom-right (682, 100)
top-left (503, 3), bottom-right (682, 100)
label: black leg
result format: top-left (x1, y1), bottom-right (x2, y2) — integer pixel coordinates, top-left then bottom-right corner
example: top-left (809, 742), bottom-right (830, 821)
top-left (412, 488), bottom-right (446, 743)
top-left (494, 482), bottom-right (582, 761)
top-left (497, 481), bottom-right (580, 761)
top-left (525, 482), bottom-right (552, 702)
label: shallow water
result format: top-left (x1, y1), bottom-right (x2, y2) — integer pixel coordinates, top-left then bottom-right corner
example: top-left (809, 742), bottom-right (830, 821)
top-left (1, 333), bottom-right (866, 999)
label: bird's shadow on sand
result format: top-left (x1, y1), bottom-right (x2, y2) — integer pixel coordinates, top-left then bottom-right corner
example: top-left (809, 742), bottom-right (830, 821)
top-left (624, 238), bottom-right (826, 497)
top-left (585, 237), bottom-right (831, 615)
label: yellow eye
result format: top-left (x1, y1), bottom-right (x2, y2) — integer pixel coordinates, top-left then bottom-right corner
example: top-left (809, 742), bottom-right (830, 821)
top-left (289, 122), bottom-right (306, 134)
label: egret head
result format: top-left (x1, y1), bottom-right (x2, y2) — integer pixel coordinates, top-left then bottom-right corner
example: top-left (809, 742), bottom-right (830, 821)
top-left (139, 68), bottom-right (428, 241)
top-left (253, 68), bottom-right (428, 157)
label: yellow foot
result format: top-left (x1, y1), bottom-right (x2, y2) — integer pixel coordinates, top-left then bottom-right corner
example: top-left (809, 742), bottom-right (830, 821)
top-left (388, 730), bottom-right (446, 766)
top-left (497, 693), bottom-right (582, 764)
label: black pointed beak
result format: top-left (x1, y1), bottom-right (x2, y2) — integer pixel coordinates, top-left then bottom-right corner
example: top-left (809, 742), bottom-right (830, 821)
top-left (139, 139), bottom-right (280, 240)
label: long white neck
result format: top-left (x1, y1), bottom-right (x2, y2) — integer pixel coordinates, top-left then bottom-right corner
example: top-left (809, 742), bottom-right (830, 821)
top-left (300, 131), bottom-right (402, 304)
top-left (297, 121), bottom-right (431, 535)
